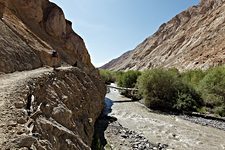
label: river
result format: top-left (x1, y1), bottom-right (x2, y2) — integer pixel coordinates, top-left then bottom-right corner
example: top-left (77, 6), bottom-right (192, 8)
top-left (103, 87), bottom-right (225, 150)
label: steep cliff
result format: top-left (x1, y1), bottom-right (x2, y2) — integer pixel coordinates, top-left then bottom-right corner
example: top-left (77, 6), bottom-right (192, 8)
top-left (102, 0), bottom-right (225, 71)
top-left (0, 0), bottom-right (105, 149)
top-left (0, 0), bottom-right (94, 73)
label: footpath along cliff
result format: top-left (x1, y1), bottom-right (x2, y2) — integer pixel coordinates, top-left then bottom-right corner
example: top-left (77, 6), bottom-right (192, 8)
top-left (0, 0), bottom-right (106, 149)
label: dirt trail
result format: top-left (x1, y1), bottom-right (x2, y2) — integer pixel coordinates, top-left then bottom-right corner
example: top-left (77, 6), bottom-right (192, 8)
top-left (0, 66), bottom-right (74, 146)
top-left (0, 67), bottom-right (52, 109)
top-left (0, 67), bottom-right (53, 145)
top-left (105, 88), bottom-right (225, 150)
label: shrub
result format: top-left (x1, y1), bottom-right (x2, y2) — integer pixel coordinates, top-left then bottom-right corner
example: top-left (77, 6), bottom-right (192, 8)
top-left (137, 68), bottom-right (203, 112)
top-left (137, 69), bottom-right (176, 110)
top-left (99, 69), bottom-right (116, 84)
top-left (173, 91), bottom-right (201, 112)
top-left (181, 69), bottom-right (206, 90)
top-left (120, 89), bottom-right (142, 101)
top-left (198, 66), bottom-right (225, 115)
top-left (213, 105), bottom-right (225, 117)
top-left (117, 70), bottom-right (141, 88)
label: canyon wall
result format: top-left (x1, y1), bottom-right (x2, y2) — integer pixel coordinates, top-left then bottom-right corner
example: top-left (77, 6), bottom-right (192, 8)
top-left (0, 0), bottom-right (106, 149)
top-left (0, 0), bottom-right (93, 73)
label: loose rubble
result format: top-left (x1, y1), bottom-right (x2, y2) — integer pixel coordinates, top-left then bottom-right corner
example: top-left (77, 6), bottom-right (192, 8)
top-left (180, 115), bottom-right (225, 131)
top-left (105, 121), bottom-right (169, 150)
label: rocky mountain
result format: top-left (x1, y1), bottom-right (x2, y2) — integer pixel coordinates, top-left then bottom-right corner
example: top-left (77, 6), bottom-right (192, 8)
top-left (0, 0), bottom-right (105, 149)
top-left (0, 0), bottom-right (93, 73)
top-left (101, 0), bottom-right (225, 71)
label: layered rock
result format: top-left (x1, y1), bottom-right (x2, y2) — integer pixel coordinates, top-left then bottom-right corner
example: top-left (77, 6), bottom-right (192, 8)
top-left (0, 67), bottom-right (105, 150)
top-left (102, 0), bottom-right (225, 71)
top-left (0, 0), bottom-right (93, 73)
top-left (0, 0), bottom-right (106, 149)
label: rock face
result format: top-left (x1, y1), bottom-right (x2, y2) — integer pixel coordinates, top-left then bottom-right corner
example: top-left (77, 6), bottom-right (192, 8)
top-left (102, 0), bottom-right (225, 71)
top-left (0, 0), bottom-right (93, 73)
top-left (0, 67), bottom-right (105, 150)
top-left (0, 0), bottom-right (106, 149)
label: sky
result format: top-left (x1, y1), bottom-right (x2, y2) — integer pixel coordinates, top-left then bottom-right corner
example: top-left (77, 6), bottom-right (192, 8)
top-left (51, 0), bottom-right (200, 67)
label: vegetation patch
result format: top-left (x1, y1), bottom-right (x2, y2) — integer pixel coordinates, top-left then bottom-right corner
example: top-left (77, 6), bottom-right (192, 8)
top-left (137, 68), bottom-right (203, 112)
top-left (116, 70), bottom-right (141, 88)
top-left (100, 66), bottom-right (225, 116)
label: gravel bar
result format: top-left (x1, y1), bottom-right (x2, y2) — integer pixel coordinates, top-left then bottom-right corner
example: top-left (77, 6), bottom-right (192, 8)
top-left (179, 115), bottom-right (225, 131)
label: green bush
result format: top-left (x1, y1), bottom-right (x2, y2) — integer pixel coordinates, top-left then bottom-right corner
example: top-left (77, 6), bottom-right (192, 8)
top-left (173, 92), bottom-right (201, 112)
top-left (198, 66), bottom-right (225, 114)
top-left (99, 69), bottom-right (116, 84)
top-left (137, 69), bottom-right (177, 110)
top-left (137, 68), bottom-right (203, 112)
top-left (119, 89), bottom-right (142, 101)
top-left (117, 70), bottom-right (141, 88)
top-left (181, 69), bottom-right (206, 89)
top-left (213, 105), bottom-right (225, 117)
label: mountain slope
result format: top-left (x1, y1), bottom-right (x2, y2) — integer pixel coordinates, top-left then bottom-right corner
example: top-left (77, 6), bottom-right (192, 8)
top-left (0, 0), bottom-right (106, 149)
top-left (102, 0), bottom-right (225, 71)
top-left (0, 0), bottom-right (94, 73)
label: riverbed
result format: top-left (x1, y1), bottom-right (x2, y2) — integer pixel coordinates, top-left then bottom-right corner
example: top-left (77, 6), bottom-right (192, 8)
top-left (104, 88), bottom-right (225, 150)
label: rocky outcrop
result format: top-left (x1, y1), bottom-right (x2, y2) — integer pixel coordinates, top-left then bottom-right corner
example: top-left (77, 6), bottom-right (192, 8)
top-left (0, 0), bottom-right (93, 73)
top-left (0, 0), bottom-right (106, 149)
top-left (0, 67), bottom-right (105, 150)
top-left (102, 0), bottom-right (225, 71)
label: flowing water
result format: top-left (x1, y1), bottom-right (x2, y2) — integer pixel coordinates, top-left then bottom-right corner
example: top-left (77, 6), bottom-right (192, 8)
top-left (106, 88), bottom-right (225, 150)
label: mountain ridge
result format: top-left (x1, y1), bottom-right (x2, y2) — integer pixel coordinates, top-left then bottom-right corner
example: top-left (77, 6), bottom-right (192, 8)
top-left (101, 0), bottom-right (225, 71)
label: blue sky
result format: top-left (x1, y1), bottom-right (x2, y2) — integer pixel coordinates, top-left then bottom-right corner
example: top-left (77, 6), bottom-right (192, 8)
top-left (51, 0), bottom-right (200, 67)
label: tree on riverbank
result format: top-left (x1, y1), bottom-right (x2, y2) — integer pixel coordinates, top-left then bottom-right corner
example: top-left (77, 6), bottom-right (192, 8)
top-left (137, 68), bottom-right (203, 112)
top-left (99, 69), bottom-right (116, 84)
top-left (117, 70), bottom-right (141, 88)
top-left (100, 66), bottom-right (225, 116)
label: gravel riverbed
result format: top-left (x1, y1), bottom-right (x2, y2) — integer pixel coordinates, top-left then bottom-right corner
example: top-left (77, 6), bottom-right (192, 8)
top-left (105, 121), bottom-right (169, 150)
top-left (103, 88), bottom-right (225, 150)
top-left (179, 115), bottom-right (225, 131)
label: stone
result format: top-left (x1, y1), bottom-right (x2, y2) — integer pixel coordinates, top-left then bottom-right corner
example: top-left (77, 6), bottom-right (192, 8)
top-left (8, 121), bottom-right (17, 127)
top-left (121, 134), bottom-right (128, 138)
top-left (45, 4), bottom-right (66, 37)
top-left (17, 128), bottom-right (27, 135)
top-left (15, 101), bottom-right (25, 109)
top-left (17, 117), bottom-right (27, 124)
top-left (13, 135), bottom-right (37, 148)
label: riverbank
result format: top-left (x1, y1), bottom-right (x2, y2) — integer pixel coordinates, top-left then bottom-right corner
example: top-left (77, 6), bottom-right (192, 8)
top-left (179, 115), bottom-right (225, 131)
top-left (98, 88), bottom-right (225, 150)
top-left (139, 99), bottom-right (225, 132)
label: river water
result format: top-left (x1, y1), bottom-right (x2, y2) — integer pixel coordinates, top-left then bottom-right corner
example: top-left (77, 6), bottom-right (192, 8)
top-left (105, 88), bottom-right (225, 150)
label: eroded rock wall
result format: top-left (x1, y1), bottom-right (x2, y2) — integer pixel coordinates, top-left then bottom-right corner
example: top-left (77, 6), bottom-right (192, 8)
top-left (0, 0), bottom-right (93, 73)
top-left (1, 67), bottom-right (105, 150)
top-left (0, 0), bottom-right (106, 149)
top-left (102, 0), bottom-right (225, 71)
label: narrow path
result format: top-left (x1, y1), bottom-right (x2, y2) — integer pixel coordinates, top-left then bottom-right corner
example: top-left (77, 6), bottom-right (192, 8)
top-left (0, 66), bottom-right (72, 146)
top-left (105, 88), bottom-right (225, 150)
top-left (0, 66), bottom-right (52, 109)
top-left (0, 67), bottom-right (53, 146)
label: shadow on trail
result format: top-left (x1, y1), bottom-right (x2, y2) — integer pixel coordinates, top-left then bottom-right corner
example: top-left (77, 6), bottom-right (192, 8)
top-left (91, 97), bottom-right (117, 150)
